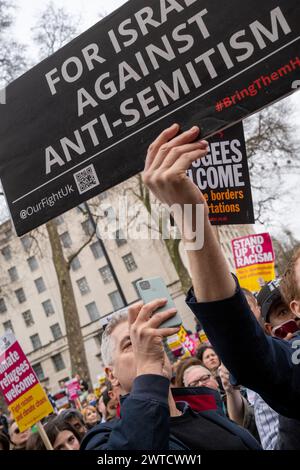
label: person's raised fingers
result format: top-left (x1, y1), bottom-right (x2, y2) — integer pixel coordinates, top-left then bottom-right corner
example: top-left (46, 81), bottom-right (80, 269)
top-left (157, 326), bottom-right (181, 338)
top-left (144, 124), bottom-right (180, 171)
top-left (148, 308), bottom-right (178, 329)
top-left (128, 301), bottom-right (144, 326)
top-left (160, 141), bottom-right (209, 170)
top-left (149, 126), bottom-right (201, 171)
top-left (136, 298), bottom-right (168, 323)
top-left (171, 145), bottom-right (209, 174)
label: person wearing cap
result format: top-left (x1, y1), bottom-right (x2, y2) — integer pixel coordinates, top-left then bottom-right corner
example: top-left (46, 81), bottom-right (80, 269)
top-left (142, 124), bottom-right (300, 428)
top-left (257, 280), bottom-right (300, 338)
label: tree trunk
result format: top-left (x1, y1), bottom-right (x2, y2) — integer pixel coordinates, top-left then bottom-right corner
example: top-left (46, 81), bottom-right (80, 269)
top-left (46, 220), bottom-right (91, 386)
top-left (164, 238), bottom-right (191, 294)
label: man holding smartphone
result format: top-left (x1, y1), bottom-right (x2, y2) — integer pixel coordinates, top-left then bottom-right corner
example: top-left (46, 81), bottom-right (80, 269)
top-left (81, 297), bottom-right (260, 450)
top-left (142, 124), bottom-right (300, 431)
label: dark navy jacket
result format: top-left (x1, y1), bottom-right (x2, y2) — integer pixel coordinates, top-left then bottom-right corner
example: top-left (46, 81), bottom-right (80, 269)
top-left (81, 375), bottom-right (260, 450)
top-left (186, 282), bottom-right (300, 421)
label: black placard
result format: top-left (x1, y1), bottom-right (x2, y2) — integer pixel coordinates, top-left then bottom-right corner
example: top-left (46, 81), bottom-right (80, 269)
top-left (188, 122), bottom-right (254, 225)
top-left (0, 0), bottom-right (299, 235)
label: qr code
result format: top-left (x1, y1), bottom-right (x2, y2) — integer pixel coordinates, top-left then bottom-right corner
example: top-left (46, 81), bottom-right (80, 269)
top-left (73, 164), bottom-right (100, 195)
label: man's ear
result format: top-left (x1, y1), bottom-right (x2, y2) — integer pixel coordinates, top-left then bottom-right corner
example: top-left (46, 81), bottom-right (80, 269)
top-left (290, 300), bottom-right (300, 318)
top-left (105, 366), bottom-right (120, 388)
top-left (264, 323), bottom-right (273, 336)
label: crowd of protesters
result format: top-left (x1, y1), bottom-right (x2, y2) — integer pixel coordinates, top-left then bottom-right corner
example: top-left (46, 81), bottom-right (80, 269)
top-left (1, 124), bottom-right (300, 451)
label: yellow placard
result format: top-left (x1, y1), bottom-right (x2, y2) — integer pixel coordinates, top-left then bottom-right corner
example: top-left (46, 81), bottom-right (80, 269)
top-left (9, 383), bottom-right (54, 432)
top-left (236, 262), bottom-right (275, 292)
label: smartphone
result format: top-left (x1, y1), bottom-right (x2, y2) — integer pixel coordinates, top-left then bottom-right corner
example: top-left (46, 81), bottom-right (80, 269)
top-left (272, 319), bottom-right (300, 339)
top-left (136, 277), bottom-right (182, 329)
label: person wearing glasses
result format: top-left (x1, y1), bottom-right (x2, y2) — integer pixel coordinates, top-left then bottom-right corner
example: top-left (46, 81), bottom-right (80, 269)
top-left (182, 363), bottom-right (258, 442)
top-left (183, 365), bottom-right (219, 390)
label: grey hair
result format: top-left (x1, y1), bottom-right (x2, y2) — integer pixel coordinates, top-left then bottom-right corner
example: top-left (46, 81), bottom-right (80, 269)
top-left (183, 365), bottom-right (210, 387)
top-left (101, 309), bottom-right (128, 366)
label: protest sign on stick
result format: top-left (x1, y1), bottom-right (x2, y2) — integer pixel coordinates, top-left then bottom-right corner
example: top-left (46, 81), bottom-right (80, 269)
top-left (36, 421), bottom-right (53, 451)
top-left (0, 331), bottom-right (54, 432)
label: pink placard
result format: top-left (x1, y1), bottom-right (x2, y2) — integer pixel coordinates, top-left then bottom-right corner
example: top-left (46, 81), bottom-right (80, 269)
top-left (231, 233), bottom-right (275, 270)
top-left (0, 336), bottom-right (38, 406)
top-left (66, 378), bottom-right (81, 400)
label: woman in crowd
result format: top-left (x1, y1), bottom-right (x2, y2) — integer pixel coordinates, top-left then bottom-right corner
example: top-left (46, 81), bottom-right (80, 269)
top-left (82, 405), bottom-right (101, 430)
top-left (196, 345), bottom-right (226, 398)
top-left (196, 345), bottom-right (221, 377)
top-left (26, 418), bottom-right (81, 451)
top-left (9, 421), bottom-right (31, 450)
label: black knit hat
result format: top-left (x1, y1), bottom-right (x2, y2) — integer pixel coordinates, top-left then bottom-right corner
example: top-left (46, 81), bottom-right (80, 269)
top-left (257, 279), bottom-right (281, 322)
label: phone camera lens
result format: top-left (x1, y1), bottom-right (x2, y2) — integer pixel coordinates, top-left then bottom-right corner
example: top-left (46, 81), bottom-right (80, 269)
top-left (140, 281), bottom-right (150, 290)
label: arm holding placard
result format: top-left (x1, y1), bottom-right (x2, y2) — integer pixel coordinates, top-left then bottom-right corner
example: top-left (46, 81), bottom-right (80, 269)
top-left (143, 124), bottom-right (300, 420)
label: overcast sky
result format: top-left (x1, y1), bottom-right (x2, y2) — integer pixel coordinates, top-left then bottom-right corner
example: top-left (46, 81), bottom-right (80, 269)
top-left (13, 0), bottom-right (126, 38)
top-left (9, 0), bottom-right (300, 241)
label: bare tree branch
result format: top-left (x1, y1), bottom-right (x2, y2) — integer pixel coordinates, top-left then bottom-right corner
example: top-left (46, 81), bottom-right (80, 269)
top-left (67, 227), bottom-right (96, 270)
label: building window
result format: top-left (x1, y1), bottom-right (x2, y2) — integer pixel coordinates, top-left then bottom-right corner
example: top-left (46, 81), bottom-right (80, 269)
top-left (76, 277), bottom-right (90, 295)
top-left (0, 298), bottom-right (7, 314)
top-left (115, 229), bottom-right (127, 247)
top-left (86, 302), bottom-right (100, 322)
top-left (82, 219), bottom-right (94, 237)
top-left (22, 310), bottom-right (35, 327)
top-left (90, 241), bottom-right (104, 260)
top-left (104, 206), bottom-right (115, 222)
top-left (94, 332), bottom-right (103, 347)
top-left (71, 256), bottom-right (81, 271)
top-left (109, 291), bottom-right (125, 311)
top-left (1, 246), bottom-right (11, 261)
top-left (132, 279), bottom-right (143, 299)
top-left (21, 235), bottom-right (32, 251)
top-left (52, 353), bottom-right (65, 372)
top-left (122, 253), bottom-right (137, 272)
top-left (30, 334), bottom-right (42, 350)
top-left (35, 277), bottom-right (46, 294)
top-left (55, 215), bottom-right (64, 225)
top-left (8, 267), bottom-right (19, 283)
top-left (27, 256), bottom-right (39, 272)
top-left (60, 232), bottom-right (72, 249)
top-left (15, 288), bottom-right (26, 304)
top-left (3, 320), bottom-right (13, 333)
top-left (99, 266), bottom-right (113, 284)
top-left (50, 323), bottom-right (63, 340)
top-left (33, 363), bottom-right (45, 381)
top-left (42, 299), bottom-right (55, 317)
